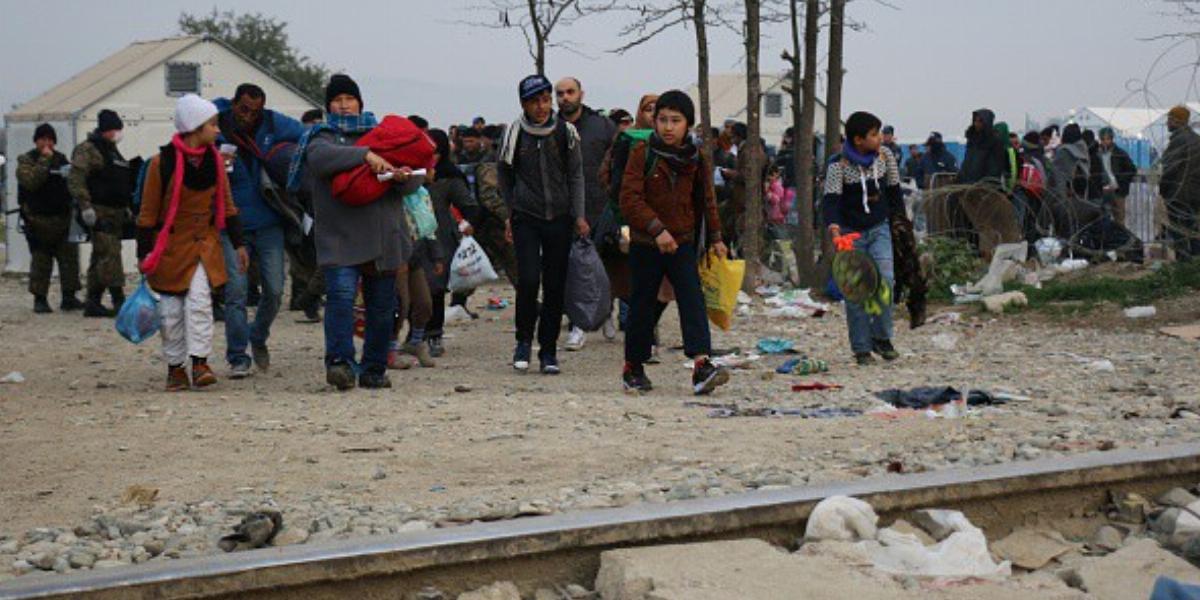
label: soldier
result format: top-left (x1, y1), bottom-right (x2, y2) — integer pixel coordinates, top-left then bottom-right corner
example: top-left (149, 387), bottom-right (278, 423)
top-left (459, 126), bottom-right (517, 289)
top-left (17, 123), bottom-right (83, 313)
top-left (68, 109), bottom-right (131, 317)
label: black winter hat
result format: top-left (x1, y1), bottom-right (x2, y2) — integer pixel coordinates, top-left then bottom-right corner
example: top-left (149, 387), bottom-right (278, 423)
top-left (33, 123), bottom-right (57, 143)
top-left (324, 74), bottom-right (363, 111)
top-left (97, 109), bottom-right (123, 132)
top-left (654, 90), bottom-right (695, 127)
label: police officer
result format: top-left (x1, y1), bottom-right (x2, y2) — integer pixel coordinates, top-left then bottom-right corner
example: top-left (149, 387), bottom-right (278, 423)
top-left (68, 109), bottom-right (132, 317)
top-left (17, 123), bottom-right (83, 313)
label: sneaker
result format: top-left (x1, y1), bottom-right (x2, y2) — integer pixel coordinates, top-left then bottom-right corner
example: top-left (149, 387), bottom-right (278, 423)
top-left (602, 317), bottom-right (617, 341)
top-left (855, 352), bottom-right (877, 366)
top-left (192, 363), bottom-right (218, 388)
top-left (513, 342), bottom-right (532, 372)
top-left (387, 349), bottom-right (413, 370)
top-left (565, 326), bottom-right (586, 351)
top-left (33, 295), bottom-right (52, 314)
top-left (358, 370), bottom-right (392, 389)
top-left (229, 360), bottom-right (252, 380)
top-left (326, 362), bottom-right (357, 391)
top-left (540, 354), bottom-right (561, 375)
top-left (427, 337), bottom-right (445, 358)
top-left (623, 363), bottom-right (653, 393)
top-left (403, 341), bottom-right (436, 368)
top-left (166, 366), bottom-right (190, 392)
top-left (646, 345), bottom-right (661, 365)
top-left (445, 305), bottom-right (473, 324)
top-left (60, 293), bottom-right (84, 311)
top-left (252, 344), bottom-right (271, 372)
top-left (872, 339), bottom-right (900, 362)
top-left (692, 358), bottom-right (730, 396)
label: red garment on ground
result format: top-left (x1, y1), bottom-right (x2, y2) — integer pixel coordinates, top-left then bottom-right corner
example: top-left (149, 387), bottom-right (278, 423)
top-left (332, 115), bottom-right (436, 206)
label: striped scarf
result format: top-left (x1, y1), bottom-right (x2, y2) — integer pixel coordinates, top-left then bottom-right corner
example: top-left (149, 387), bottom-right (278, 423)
top-left (286, 111), bottom-right (379, 192)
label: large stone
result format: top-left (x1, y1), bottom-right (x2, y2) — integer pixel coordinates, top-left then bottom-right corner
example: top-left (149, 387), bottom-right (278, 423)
top-left (992, 529), bottom-right (1075, 570)
top-left (1157, 488), bottom-right (1198, 508)
top-left (595, 539), bottom-right (1079, 600)
top-left (1076, 538), bottom-right (1200, 600)
top-left (1091, 526), bottom-right (1124, 552)
top-left (1152, 507), bottom-right (1200, 547)
top-left (457, 581), bottom-right (521, 600)
top-left (272, 526), bottom-right (310, 547)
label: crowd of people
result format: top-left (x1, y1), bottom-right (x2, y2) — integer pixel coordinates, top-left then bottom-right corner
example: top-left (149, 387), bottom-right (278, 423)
top-left (13, 72), bottom-right (1200, 393)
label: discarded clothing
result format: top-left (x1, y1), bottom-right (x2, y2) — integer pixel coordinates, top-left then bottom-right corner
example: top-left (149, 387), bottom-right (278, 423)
top-left (756, 337), bottom-right (796, 354)
top-left (793, 382), bottom-right (843, 392)
top-left (1151, 576), bottom-right (1200, 600)
top-left (874, 386), bottom-right (1005, 409)
top-left (776, 357), bottom-right (829, 375)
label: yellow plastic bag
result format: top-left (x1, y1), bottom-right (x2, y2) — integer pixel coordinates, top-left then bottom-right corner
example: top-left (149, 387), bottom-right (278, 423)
top-left (698, 252), bottom-right (746, 331)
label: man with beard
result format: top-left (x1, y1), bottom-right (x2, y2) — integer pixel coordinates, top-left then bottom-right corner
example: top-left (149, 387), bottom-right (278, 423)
top-left (1160, 105), bottom-right (1200, 259)
top-left (214, 84), bottom-right (304, 378)
top-left (555, 76), bottom-right (617, 349)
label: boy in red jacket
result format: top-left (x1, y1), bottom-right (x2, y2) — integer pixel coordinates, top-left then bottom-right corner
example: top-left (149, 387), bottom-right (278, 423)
top-left (618, 90), bottom-right (730, 395)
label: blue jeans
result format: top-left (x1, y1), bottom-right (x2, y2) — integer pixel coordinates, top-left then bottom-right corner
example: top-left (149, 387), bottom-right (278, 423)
top-left (323, 265), bottom-right (396, 374)
top-left (222, 225), bottom-right (285, 365)
top-left (844, 221), bottom-right (895, 354)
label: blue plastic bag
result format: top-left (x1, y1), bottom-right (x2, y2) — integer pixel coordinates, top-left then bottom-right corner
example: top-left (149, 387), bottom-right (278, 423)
top-left (115, 279), bottom-right (161, 344)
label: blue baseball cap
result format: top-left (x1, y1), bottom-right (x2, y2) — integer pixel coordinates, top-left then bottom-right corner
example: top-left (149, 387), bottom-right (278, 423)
top-left (518, 75), bottom-right (552, 102)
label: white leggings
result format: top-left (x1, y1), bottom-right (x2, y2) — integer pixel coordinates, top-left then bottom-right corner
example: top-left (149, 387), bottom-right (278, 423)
top-left (159, 263), bottom-right (213, 366)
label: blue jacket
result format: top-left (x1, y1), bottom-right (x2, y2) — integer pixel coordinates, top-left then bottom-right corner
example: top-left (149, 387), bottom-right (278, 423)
top-left (214, 98), bottom-right (304, 231)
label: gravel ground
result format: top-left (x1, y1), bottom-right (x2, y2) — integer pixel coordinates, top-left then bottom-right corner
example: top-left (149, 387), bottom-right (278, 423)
top-left (0, 272), bottom-right (1198, 581)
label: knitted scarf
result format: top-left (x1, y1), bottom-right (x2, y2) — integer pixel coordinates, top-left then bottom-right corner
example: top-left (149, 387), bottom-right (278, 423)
top-left (140, 134), bottom-right (226, 275)
top-left (842, 143), bottom-right (878, 168)
top-left (286, 111), bottom-right (379, 192)
top-left (499, 112), bottom-right (562, 166)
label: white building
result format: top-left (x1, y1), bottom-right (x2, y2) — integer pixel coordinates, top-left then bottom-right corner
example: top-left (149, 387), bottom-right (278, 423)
top-left (1070, 104), bottom-right (1200, 149)
top-left (686, 72), bottom-right (828, 149)
top-left (3, 35), bottom-right (317, 274)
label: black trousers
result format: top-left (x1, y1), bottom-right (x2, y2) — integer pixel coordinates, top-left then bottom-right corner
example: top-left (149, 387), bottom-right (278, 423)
top-left (625, 242), bottom-right (711, 365)
top-left (513, 215), bottom-right (573, 357)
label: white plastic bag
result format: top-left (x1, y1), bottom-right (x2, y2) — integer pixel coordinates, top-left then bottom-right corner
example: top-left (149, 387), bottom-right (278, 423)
top-left (448, 235), bottom-right (498, 293)
top-left (858, 509), bottom-right (1011, 579)
top-left (804, 496), bottom-right (879, 542)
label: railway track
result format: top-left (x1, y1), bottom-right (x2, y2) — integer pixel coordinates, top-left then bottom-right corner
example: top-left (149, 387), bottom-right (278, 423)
top-left (2, 442), bottom-right (1198, 600)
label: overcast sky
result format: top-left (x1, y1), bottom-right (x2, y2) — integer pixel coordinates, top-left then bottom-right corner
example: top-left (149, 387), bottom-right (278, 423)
top-left (1, 0), bottom-right (1195, 142)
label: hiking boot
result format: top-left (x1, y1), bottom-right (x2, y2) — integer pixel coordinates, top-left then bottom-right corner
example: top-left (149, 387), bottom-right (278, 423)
top-left (299, 299), bottom-right (321, 323)
top-left (251, 344), bottom-right (271, 373)
top-left (403, 341), bottom-right (436, 368)
top-left (229, 357), bottom-right (252, 379)
top-left (565, 326), bottom-right (586, 351)
top-left (427, 336), bottom-right (445, 358)
top-left (692, 358), bottom-right (730, 396)
top-left (540, 354), bottom-right (561, 375)
top-left (387, 349), bottom-right (413, 370)
top-left (83, 294), bottom-right (114, 318)
top-left (872, 339), bottom-right (900, 362)
top-left (33, 295), bottom-right (52, 314)
top-left (166, 366), bottom-right (190, 392)
top-left (326, 362), bottom-right (357, 391)
top-left (623, 363), bottom-right (653, 393)
top-left (358, 370), bottom-right (392, 389)
top-left (602, 317), bottom-right (617, 341)
top-left (60, 293), bottom-right (84, 311)
top-left (109, 287), bottom-right (126, 314)
top-left (192, 362), bottom-right (218, 388)
top-left (513, 342), bottom-right (532, 372)
top-left (908, 299), bottom-right (927, 330)
top-left (855, 352), bottom-right (877, 366)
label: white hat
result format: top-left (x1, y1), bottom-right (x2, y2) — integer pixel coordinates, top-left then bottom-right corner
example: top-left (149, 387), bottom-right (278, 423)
top-left (174, 94), bottom-right (218, 134)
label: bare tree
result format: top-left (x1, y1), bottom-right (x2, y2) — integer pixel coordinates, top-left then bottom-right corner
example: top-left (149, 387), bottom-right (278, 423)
top-left (782, 0), bottom-right (821, 287)
top-left (740, 0), bottom-right (766, 286)
top-left (461, 0), bottom-right (613, 75)
top-left (823, 0), bottom-right (845, 161)
top-left (609, 1), bottom-right (739, 160)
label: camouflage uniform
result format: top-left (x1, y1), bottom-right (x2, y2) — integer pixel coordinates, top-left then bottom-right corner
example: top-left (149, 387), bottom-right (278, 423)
top-left (68, 136), bottom-right (132, 298)
top-left (459, 151), bottom-right (518, 287)
top-left (17, 150), bottom-right (80, 297)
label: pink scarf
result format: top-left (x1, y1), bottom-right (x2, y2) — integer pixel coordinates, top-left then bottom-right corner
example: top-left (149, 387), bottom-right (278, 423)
top-left (139, 134), bottom-right (227, 274)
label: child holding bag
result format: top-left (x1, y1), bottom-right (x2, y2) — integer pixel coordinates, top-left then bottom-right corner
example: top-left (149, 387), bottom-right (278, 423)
top-left (618, 90), bottom-right (730, 395)
top-left (137, 94), bottom-right (248, 391)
